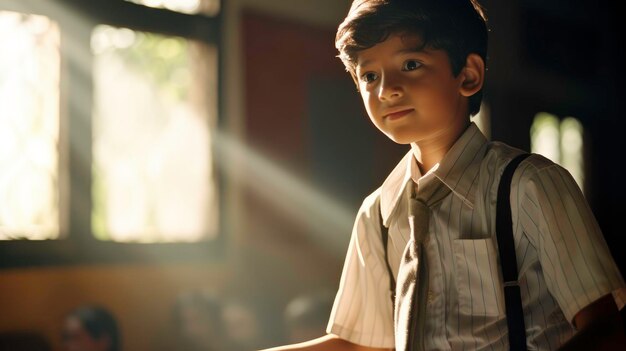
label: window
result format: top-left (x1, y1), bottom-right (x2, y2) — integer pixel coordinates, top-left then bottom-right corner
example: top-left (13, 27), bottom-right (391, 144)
top-left (0, 11), bottom-right (61, 240)
top-left (124, 0), bottom-right (220, 16)
top-left (91, 25), bottom-right (218, 242)
top-left (531, 112), bottom-right (585, 193)
top-left (0, 0), bottom-right (222, 266)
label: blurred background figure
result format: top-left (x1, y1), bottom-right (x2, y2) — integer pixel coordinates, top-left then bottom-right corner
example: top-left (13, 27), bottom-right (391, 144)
top-left (283, 290), bottom-right (334, 344)
top-left (172, 289), bottom-right (227, 351)
top-left (221, 296), bottom-right (267, 351)
top-left (61, 305), bottom-right (120, 351)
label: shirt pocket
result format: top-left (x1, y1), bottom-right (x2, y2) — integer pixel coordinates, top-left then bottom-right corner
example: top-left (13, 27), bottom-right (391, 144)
top-left (453, 238), bottom-right (505, 317)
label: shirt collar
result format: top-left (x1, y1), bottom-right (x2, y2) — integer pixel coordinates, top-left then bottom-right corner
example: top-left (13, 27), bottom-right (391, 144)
top-left (379, 123), bottom-right (488, 226)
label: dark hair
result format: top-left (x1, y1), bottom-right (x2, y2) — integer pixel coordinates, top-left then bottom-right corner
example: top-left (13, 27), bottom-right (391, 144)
top-left (67, 305), bottom-right (121, 351)
top-left (336, 0), bottom-right (488, 116)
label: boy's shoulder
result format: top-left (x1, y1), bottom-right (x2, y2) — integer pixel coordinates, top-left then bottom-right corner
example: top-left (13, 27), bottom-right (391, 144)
top-left (484, 141), bottom-right (576, 195)
top-left (485, 140), bottom-right (557, 174)
top-left (358, 185), bottom-right (384, 219)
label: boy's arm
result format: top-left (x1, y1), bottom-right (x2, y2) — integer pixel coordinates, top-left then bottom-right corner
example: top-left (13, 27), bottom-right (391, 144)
top-left (557, 293), bottom-right (626, 351)
top-left (259, 334), bottom-right (393, 351)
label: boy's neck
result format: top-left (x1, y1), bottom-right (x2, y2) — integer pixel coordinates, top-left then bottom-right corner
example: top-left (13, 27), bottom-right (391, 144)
top-left (410, 120), bottom-right (471, 175)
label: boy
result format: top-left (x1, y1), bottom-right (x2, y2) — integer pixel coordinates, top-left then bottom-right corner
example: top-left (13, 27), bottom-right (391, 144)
top-left (263, 0), bottom-right (625, 350)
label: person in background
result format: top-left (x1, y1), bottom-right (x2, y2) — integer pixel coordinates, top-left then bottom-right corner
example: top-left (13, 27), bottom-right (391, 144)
top-left (283, 291), bottom-right (334, 344)
top-left (222, 296), bottom-right (267, 351)
top-left (172, 289), bottom-right (227, 351)
top-left (61, 305), bottom-right (120, 351)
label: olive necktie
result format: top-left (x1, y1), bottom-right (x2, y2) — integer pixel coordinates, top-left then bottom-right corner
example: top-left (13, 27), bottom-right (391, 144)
top-left (394, 187), bottom-right (430, 351)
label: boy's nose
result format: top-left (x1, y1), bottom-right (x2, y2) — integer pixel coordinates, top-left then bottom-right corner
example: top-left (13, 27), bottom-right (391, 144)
top-left (378, 77), bottom-right (403, 101)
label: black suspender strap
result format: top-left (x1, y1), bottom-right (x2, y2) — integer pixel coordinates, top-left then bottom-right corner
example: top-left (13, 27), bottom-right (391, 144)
top-left (379, 207), bottom-right (396, 308)
top-left (496, 153), bottom-right (531, 351)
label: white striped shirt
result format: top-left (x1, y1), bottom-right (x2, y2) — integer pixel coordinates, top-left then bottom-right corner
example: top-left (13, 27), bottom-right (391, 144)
top-left (327, 123), bottom-right (625, 350)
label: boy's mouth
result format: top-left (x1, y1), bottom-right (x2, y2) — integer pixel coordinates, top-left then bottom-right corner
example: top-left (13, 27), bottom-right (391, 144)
top-left (384, 108), bottom-right (414, 121)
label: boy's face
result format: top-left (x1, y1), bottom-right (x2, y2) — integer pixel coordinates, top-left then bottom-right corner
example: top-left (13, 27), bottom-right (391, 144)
top-left (355, 33), bottom-right (469, 145)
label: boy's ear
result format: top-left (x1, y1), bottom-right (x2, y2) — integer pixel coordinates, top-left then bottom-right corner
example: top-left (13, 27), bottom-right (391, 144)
top-left (459, 53), bottom-right (485, 97)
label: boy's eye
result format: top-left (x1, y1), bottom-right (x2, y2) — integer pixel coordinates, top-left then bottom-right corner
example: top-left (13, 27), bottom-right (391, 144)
top-left (360, 72), bottom-right (378, 83)
top-left (402, 60), bottom-right (422, 71)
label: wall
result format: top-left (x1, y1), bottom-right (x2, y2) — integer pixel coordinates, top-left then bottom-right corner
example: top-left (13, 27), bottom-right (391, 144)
top-left (0, 263), bottom-right (231, 350)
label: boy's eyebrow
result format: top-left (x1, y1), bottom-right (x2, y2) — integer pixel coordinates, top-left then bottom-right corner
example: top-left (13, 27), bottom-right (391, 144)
top-left (357, 47), bottom-right (427, 69)
top-left (397, 47), bottom-right (426, 55)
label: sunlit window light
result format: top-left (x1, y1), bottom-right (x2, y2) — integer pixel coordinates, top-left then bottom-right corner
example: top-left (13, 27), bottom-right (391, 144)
top-left (124, 0), bottom-right (220, 16)
top-left (0, 11), bottom-right (61, 240)
top-left (531, 112), bottom-right (585, 193)
top-left (91, 25), bottom-right (218, 243)
top-left (560, 117), bottom-right (584, 192)
top-left (531, 112), bottom-right (560, 163)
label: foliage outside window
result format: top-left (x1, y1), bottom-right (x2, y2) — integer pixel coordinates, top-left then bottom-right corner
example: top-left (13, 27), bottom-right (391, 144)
top-left (91, 25), bottom-right (218, 242)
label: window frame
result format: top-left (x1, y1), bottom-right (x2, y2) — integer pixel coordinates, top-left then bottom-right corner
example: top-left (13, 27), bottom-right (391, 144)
top-left (0, 0), bottom-right (226, 268)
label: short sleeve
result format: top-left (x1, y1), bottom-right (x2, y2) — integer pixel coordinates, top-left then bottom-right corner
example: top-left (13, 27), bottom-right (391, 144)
top-left (326, 190), bottom-right (396, 348)
top-left (519, 161), bottom-right (625, 323)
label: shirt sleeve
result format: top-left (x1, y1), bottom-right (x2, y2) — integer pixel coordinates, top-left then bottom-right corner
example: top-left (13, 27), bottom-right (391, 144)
top-left (519, 160), bottom-right (625, 323)
top-left (326, 190), bottom-right (396, 348)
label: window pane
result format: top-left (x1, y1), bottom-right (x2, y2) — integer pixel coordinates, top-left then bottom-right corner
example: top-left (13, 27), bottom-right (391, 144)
top-left (91, 25), bottom-right (218, 243)
top-left (560, 117), bottom-right (584, 193)
top-left (124, 0), bottom-right (220, 16)
top-left (531, 112), bottom-right (560, 163)
top-left (531, 113), bottom-right (585, 195)
top-left (0, 11), bottom-right (60, 240)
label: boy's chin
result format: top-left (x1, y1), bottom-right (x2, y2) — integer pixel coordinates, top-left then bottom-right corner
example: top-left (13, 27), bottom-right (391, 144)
top-left (384, 132), bottom-right (418, 145)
